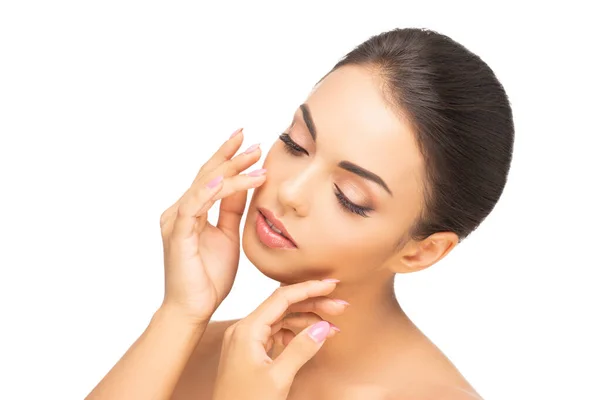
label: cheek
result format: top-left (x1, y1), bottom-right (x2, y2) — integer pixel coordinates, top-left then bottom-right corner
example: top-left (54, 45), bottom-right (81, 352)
top-left (263, 142), bottom-right (289, 165)
top-left (248, 147), bottom-right (285, 197)
top-left (304, 209), bottom-right (398, 269)
top-left (260, 147), bottom-right (295, 182)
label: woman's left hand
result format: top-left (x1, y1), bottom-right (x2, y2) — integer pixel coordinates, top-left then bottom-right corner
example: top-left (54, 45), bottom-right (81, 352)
top-left (212, 279), bottom-right (349, 400)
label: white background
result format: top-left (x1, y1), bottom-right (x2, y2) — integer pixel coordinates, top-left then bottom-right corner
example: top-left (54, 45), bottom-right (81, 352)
top-left (1, 1), bottom-right (599, 399)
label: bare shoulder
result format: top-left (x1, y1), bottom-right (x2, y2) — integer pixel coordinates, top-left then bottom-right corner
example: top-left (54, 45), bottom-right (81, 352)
top-left (383, 377), bottom-right (482, 400)
top-left (404, 357), bottom-right (482, 399)
top-left (412, 385), bottom-right (484, 400)
top-left (385, 331), bottom-right (483, 400)
top-left (170, 319), bottom-right (239, 400)
top-left (332, 382), bottom-right (482, 400)
top-left (382, 372), bottom-right (482, 400)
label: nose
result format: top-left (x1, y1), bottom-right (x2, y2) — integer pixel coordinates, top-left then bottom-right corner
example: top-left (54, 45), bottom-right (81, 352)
top-left (277, 166), bottom-right (314, 217)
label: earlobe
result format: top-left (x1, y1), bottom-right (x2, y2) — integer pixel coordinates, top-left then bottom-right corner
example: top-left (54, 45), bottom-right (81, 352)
top-left (387, 232), bottom-right (459, 274)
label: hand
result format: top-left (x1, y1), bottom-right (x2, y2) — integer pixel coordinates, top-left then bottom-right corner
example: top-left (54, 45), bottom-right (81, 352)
top-left (212, 279), bottom-right (350, 400)
top-left (159, 128), bottom-right (266, 324)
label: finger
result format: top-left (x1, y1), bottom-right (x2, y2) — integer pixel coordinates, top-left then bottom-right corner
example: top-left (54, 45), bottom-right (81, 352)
top-left (170, 169), bottom-right (266, 241)
top-left (246, 280), bottom-right (340, 328)
top-left (203, 169), bottom-right (267, 205)
top-left (192, 127), bottom-right (245, 183)
top-left (161, 128), bottom-right (245, 227)
top-left (266, 328), bottom-right (295, 355)
top-left (160, 202), bottom-right (177, 229)
top-left (271, 312), bottom-right (324, 336)
top-left (273, 322), bottom-right (337, 349)
top-left (216, 188), bottom-right (247, 242)
top-left (161, 144), bottom-right (263, 237)
top-left (215, 146), bottom-right (266, 241)
top-left (274, 328), bottom-right (296, 348)
top-left (212, 142), bottom-right (263, 181)
top-left (195, 133), bottom-right (262, 187)
top-left (269, 317), bottom-right (339, 356)
top-left (286, 296), bottom-right (350, 316)
top-left (171, 175), bottom-right (224, 241)
top-left (272, 321), bottom-right (334, 378)
top-left (268, 296), bottom-right (349, 338)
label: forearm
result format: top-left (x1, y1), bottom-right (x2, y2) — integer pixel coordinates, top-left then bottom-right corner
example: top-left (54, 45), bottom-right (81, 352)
top-left (86, 307), bottom-right (209, 400)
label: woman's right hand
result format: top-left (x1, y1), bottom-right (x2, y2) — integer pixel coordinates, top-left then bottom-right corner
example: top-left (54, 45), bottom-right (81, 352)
top-left (158, 127), bottom-right (266, 325)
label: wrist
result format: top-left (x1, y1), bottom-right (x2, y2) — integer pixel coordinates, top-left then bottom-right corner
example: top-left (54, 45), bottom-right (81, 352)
top-left (154, 303), bottom-right (211, 330)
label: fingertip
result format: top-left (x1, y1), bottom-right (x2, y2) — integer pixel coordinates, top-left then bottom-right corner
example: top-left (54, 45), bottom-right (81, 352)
top-left (307, 321), bottom-right (331, 343)
top-left (247, 168), bottom-right (267, 177)
top-left (229, 127), bottom-right (243, 139)
top-left (206, 175), bottom-right (224, 189)
top-left (249, 176), bottom-right (267, 188)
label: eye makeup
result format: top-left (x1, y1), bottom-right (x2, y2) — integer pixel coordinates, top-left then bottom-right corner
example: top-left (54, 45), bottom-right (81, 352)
top-left (278, 132), bottom-right (373, 218)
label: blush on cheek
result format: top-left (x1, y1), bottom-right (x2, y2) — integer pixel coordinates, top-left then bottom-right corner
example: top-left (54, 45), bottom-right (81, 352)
top-left (329, 231), bottom-right (393, 267)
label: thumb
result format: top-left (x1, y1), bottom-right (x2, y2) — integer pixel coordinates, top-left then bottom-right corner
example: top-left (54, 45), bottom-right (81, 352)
top-left (216, 188), bottom-right (248, 241)
top-left (272, 321), bottom-right (333, 378)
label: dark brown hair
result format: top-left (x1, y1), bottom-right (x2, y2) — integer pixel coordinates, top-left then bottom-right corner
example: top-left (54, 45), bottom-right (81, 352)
top-left (323, 28), bottom-right (514, 242)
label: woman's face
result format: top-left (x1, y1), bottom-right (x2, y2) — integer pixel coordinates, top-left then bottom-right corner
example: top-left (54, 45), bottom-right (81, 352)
top-left (242, 65), bottom-right (426, 284)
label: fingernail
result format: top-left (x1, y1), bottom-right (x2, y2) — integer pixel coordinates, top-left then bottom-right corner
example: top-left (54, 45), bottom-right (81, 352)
top-left (247, 168), bottom-right (267, 177)
top-left (332, 299), bottom-right (350, 306)
top-left (243, 143), bottom-right (260, 154)
top-left (206, 175), bottom-right (223, 189)
top-left (229, 127), bottom-right (243, 139)
top-left (330, 323), bottom-right (341, 332)
top-left (308, 321), bottom-right (330, 343)
top-left (322, 279), bottom-right (340, 283)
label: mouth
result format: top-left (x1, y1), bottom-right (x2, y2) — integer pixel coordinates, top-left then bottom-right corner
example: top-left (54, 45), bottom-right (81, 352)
top-left (256, 207), bottom-right (298, 249)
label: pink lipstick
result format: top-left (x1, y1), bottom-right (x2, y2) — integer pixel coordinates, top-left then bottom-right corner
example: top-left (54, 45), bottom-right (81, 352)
top-left (256, 208), bottom-right (297, 249)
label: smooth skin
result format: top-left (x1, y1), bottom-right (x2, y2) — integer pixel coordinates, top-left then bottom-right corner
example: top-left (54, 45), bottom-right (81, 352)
top-left (212, 280), bottom-right (344, 400)
top-left (179, 66), bottom-right (482, 399)
top-left (85, 129), bottom-right (348, 400)
top-left (87, 65), bottom-right (483, 400)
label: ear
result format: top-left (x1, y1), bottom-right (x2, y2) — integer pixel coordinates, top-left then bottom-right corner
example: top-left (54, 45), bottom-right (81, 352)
top-left (385, 231), bottom-right (459, 274)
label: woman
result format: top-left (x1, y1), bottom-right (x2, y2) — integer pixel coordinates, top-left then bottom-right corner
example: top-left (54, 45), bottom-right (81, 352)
top-left (87, 28), bottom-right (513, 400)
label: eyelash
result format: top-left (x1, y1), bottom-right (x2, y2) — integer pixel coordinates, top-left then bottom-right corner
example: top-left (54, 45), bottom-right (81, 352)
top-left (278, 133), bottom-right (372, 218)
top-left (279, 132), bottom-right (307, 156)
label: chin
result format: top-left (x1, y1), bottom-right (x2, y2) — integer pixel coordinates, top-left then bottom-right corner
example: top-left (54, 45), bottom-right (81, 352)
top-left (241, 214), bottom-right (332, 285)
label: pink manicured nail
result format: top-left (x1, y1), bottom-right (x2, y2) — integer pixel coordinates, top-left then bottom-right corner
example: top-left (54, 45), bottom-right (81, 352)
top-left (206, 175), bottom-right (223, 189)
top-left (247, 168), bottom-right (267, 177)
top-left (330, 323), bottom-right (341, 332)
top-left (243, 143), bottom-right (260, 154)
top-left (332, 299), bottom-right (350, 306)
top-left (229, 127), bottom-right (243, 139)
top-left (308, 321), bottom-right (330, 343)
top-left (322, 279), bottom-right (340, 283)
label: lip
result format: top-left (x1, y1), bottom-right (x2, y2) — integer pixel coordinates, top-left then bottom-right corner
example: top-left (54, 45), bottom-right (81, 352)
top-left (257, 207), bottom-right (298, 248)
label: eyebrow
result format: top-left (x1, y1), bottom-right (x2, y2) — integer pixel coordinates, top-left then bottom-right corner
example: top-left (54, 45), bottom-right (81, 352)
top-left (300, 103), bottom-right (317, 141)
top-left (298, 103), bottom-right (393, 197)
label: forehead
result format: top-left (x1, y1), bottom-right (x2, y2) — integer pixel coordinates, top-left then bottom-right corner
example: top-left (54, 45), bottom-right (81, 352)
top-left (301, 65), bottom-right (424, 199)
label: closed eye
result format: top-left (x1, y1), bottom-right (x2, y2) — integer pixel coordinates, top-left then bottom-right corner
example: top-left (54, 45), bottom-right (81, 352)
top-left (277, 132), bottom-right (372, 218)
top-left (279, 132), bottom-right (308, 156)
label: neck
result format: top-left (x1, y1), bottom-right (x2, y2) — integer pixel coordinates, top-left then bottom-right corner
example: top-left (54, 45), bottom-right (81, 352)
top-left (280, 272), bottom-right (415, 370)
